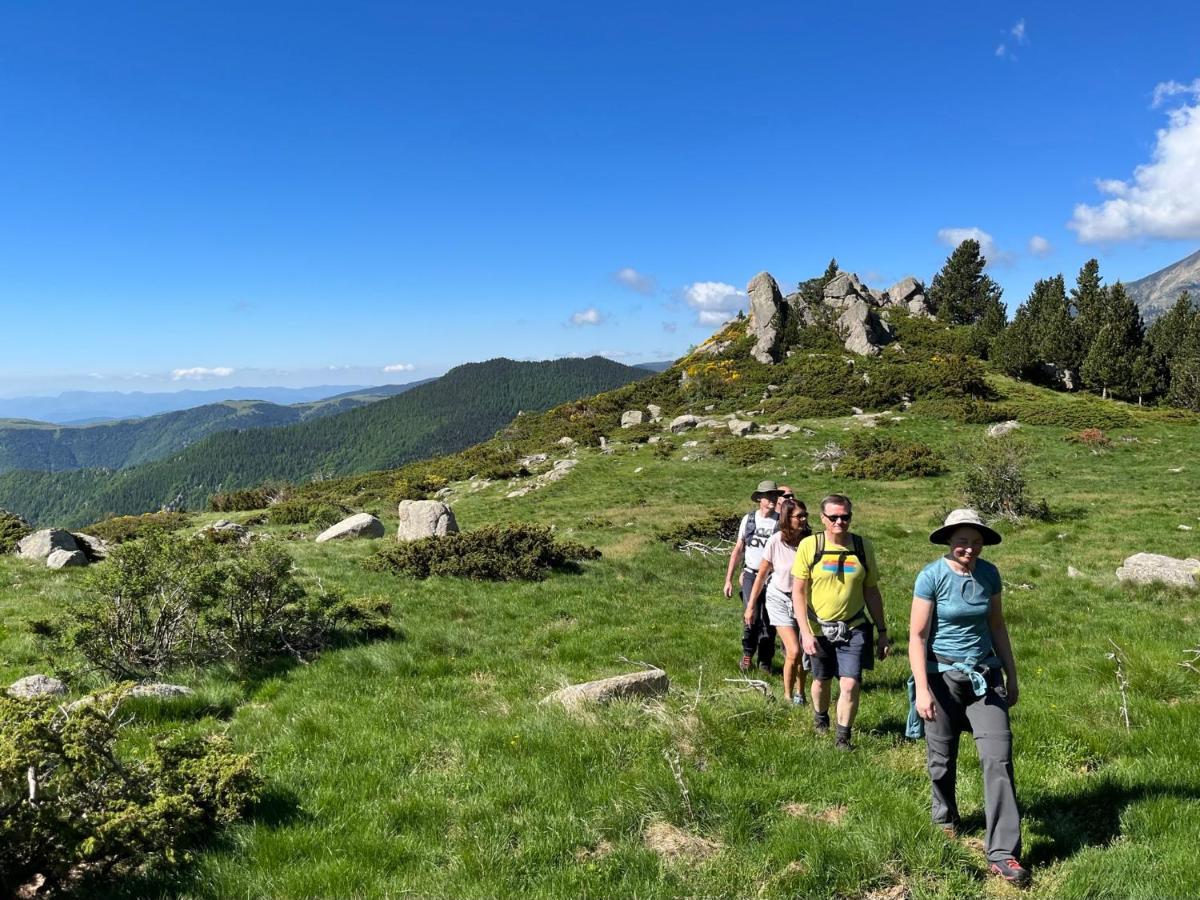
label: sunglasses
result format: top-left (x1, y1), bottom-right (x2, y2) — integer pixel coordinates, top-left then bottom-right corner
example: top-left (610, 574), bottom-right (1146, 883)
top-left (824, 513), bottom-right (852, 522)
top-left (780, 493), bottom-right (795, 499)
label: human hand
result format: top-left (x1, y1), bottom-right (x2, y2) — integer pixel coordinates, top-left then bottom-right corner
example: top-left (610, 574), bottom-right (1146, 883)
top-left (743, 606), bottom-right (755, 626)
top-left (916, 688), bottom-right (937, 721)
top-left (723, 579), bottom-right (733, 599)
top-left (876, 633), bottom-right (892, 661)
top-left (801, 633), bottom-right (819, 656)
top-left (1005, 677), bottom-right (1019, 708)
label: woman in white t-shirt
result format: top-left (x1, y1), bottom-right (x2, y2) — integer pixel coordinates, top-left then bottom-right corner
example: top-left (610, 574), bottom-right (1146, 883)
top-left (745, 497), bottom-right (812, 705)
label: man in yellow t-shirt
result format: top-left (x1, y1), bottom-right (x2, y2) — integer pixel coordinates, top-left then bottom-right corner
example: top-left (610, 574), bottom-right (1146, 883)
top-left (791, 493), bottom-right (891, 750)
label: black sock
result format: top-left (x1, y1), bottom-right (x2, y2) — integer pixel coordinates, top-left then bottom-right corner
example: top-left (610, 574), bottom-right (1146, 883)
top-left (836, 724), bottom-right (852, 742)
top-left (813, 711), bottom-right (830, 726)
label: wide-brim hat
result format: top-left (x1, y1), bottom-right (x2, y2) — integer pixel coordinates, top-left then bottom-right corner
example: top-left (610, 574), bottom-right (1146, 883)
top-left (930, 508), bottom-right (1002, 546)
top-left (751, 480), bottom-right (780, 501)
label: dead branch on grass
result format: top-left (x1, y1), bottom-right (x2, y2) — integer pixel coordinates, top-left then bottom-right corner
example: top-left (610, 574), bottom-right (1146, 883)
top-left (675, 539), bottom-right (733, 556)
top-left (1105, 639), bottom-right (1131, 729)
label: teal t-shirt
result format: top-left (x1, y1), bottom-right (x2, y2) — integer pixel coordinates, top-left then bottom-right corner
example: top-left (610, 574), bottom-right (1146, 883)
top-left (913, 557), bottom-right (1002, 671)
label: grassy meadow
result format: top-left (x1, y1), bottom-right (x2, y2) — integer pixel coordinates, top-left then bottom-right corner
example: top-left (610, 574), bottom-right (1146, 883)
top-left (3, 404), bottom-right (1199, 898)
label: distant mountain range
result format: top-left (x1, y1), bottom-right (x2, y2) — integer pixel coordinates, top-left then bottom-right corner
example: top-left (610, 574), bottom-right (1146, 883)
top-left (0, 383), bottom-right (426, 475)
top-left (1126, 247), bottom-right (1200, 321)
top-left (0, 384), bottom-right (421, 424)
top-left (0, 356), bottom-right (651, 526)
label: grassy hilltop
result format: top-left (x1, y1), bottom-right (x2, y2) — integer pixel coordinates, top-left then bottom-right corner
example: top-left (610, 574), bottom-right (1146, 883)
top-left (2, 318), bottom-right (1200, 897)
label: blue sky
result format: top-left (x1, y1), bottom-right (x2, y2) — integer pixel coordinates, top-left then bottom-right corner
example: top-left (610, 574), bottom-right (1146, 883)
top-left (1, 1), bottom-right (1198, 395)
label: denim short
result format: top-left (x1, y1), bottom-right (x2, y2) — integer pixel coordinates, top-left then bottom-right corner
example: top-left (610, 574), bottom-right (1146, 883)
top-left (764, 585), bottom-right (796, 627)
top-left (808, 622), bottom-right (873, 681)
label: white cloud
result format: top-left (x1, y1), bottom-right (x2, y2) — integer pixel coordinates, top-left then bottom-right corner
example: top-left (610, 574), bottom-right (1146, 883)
top-left (1028, 235), bottom-right (1053, 257)
top-left (680, 281), bottom-right (748, 326)
top-left (936, 227), bottom-right (1015, 267)
top-left (612, 267), bottom-right (656, 295)
top-left (662, 321), bottom-right (677, 333)
top-left (1011, 19), bottom-right (1026, 43)
top-left (569, 307), bottom-right (604, 326)
top-left (171, 366), bottom-right (235, 381)
top-left (382, 363), bottom-right (415, 373)
top-left (996, 18), bottom-right (1026, 60)
top-left (995, 44), bottom-right (1006, 58)
top-left (1070, 81), bottom-right (1200, 241)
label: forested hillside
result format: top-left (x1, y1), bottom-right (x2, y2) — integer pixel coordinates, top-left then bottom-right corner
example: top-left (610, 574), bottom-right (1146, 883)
top-left (0, 388), bottom-right (416, 474)
top-left (0, 357), bottom-right (648, 525)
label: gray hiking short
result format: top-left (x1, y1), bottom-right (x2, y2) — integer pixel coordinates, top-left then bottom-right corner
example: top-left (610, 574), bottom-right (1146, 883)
top-left (808, 623), bottom-right (873, 681)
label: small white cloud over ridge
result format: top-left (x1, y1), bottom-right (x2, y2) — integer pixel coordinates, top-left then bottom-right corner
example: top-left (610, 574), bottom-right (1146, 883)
top-left (612, 267), bottom-right (656, 295)
top-left (681, 281), bottom-right (748, 326)
top-left (1028, 235), bottom-right (1053, 257)
top-left (570, 308), bottom-right (604, 326)
top-left (1070, 80), bottom-right (1200, 241)
top-left (171, 366), bottom-right (235, 381)
top-left (936, 227), bottom-right (1014, 267)
top-left (383, 363), bottom-right (415, 373)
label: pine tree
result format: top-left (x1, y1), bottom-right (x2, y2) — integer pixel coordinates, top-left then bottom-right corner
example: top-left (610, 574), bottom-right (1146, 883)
top-left (929, 240), bottom-right (1004, 326)
top-left (1080, 282), bottom-right (1145, 399)
top-left (990, 307), bottom-right (1039, 378)
top-left (797, 258), bottom-right (840, 308)
top-left (1070, 258), bottom-right (1105, 353)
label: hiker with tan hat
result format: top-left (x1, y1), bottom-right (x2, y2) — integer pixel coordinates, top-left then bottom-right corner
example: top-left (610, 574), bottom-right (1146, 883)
top-left (909, 509), bottom-right (1029, 888)
top-left (724, 480), bottom-right (781, 672)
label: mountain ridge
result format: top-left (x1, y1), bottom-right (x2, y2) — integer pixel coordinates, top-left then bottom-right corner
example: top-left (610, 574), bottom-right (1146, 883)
top-left (1125, 247), bottom-right (1200, 321)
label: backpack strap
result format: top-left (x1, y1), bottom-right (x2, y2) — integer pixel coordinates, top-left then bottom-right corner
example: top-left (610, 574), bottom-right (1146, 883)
top-left (852, 533), bottom-right (868, 576)
top-left (742, 510), bottom-right (757, 543)
top-left (808, 532), bottom-right (869, 578)
top-left (807, 532), bottom-right (826, 577)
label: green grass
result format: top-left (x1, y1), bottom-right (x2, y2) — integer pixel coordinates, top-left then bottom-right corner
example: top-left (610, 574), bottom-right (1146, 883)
top-left (3, 408), bottom-right (1199, 898)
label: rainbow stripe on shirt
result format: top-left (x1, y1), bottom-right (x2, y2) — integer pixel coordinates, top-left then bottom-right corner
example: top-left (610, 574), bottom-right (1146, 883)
top-left (820, 557), bottom-right (860, 576)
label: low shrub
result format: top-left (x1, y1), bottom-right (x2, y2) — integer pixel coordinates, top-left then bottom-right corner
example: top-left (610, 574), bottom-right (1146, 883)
top-left (710, 437), bottom-right (774, 467)
top-left (0, 688), bottom-right (260, 895)
top-left (961, 437), bottom-right (1049, 522)
top-left (655, 509), bottom-right (744, 545)
top-left (83, 511), bottom-right (192, 545)
top-left (69, 533), bottom-right (389, 679)
top-left (651, 440), bottom-right (675, 460)
top-left (366, 523), bottom-right (600, 581)
top-left (208, 483), bottom-right (289, 512)
top-left (0, 507), bottom-right (32, 554)
top-left (1000, 397), bottom-right (1136, 430)
top-left (839, 432), bottom-right (947, 480)
top-left (1066, 428), bottom-right (1111, 447)
top-left (906, 397), bottom-right (1008, 424)
top-left (268, 499), bottom-right (350, 528)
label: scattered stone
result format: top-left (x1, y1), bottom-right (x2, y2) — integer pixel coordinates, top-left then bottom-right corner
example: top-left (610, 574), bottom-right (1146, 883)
top-left (542, 668), bottom-right (670, 710)
top-left (670, 414), bottom-right (698, 434)
top-left (647, 403), bottom-right (663, 421)
top-left (747, 271), bottom-right (786, 364)
top-left (16, 529), bottom-right (79, 562)
top-left (704, 404), bottom-right (715, 412)
top-left (728, 419), bottom-right (756, 437)
top-left (647, 435), bottom-right (661, 444)
top-left (1180, 525), bottom-right (1194, 532)
top-left (557, 436), bottom-right (576, 447)
top-left (316, 513), bottom-right (385, 543)
top-left (201, 520), bottom-right (249, 540)
top-left (643, 820), bottom-right (722, 864)
top-left (692, 339), bottom-right (732, 357)
top-left (46, 549), bottom-right (88, 569)
top-left (633, 466), bottom-right (643, 474)
top-left (1168, 466), bottom-right (1184, 473)
top-left (682, 440), bottom-right (699, 448)
top-left (987, 420), bottom-right (1021, 438)
top-left (1067, 566), bottom-right (1082, 578)
top-left (1115, 553), bottom-right (1200, 587)
top-left (8, 674), bottom-right (67, 699)
top-left (621, 410), bottom-right (644, 428)
top-left (70, 532), bottom-right (109, 561)
top-left (397, 500), bottom-right (459, 541)
top-left (518, 453), bottom-right (549, 468)
top-left (128, 682), bottom-right (195, 700)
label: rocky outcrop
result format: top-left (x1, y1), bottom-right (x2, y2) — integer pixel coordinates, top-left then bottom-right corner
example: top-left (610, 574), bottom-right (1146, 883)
top-left (128, 683), bottom-right (195, 699)
top-left (747, 272), bottom-right (786, 363)
top-left (316, 513), bottom-right (385, 543)
top-left (728, 419), bottom-right (756, 437)
top-left (669, 414), bottom-right (698, 434)
top-left (621, 410), bottom-right (644, 428)
top-left (70, 532), bottom-right (109, 561)
top-left (199, 520), bottom-right (249, 541)
top-left (883, 276), bottom-right (934, 318)
top-left (1116, 553), bottom-right (1200, 587)
top-left (17, 529), bottom-right (79, 562)
top-left (987, 420), bottom-right (1021, 438)
top-left (646, 404), bottom-right (663, 422)
top-left (8, 674), bottom-right (67, 699)
top-left (397, 501), bottom-right (459, 541)
top-left (47, 549), bottom-right (88, 569)
top-left (541, 668), bottom-right (670, 711)
top-left (822, 274), bottom-right (894, 356)
top-left (506, 459), bottom-right (578, 499)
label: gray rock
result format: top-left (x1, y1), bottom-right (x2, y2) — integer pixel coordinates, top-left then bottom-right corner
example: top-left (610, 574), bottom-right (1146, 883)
top-left (747, 271), bottom-right (785, 364)
top-left (1116, 553), bottom-right (1200, 587)
top-left (518, 453), bottom-right (549, 468)
top-left (885, 276), bottom-right (923, 304)
top-left (693, 339), bottom-right (732, 357)
top-left (316, 513), bottom-right (385, 543)
top-left (16, 529), bottom-right (79, 562)
top-left (397, 500), bottom-right (459, 541)
top-left (647, 435), bottom-right (661, 444)
top-left (835, 298), bottom-right (893, 356)
top-left (8, 674), bottom-right (67, 699)
top-left (646, 404), bottom-right (662, 421)
top-left (128, 683), bottom-right (195, 699)
top-left (541, 668), bottom-right (670, 711)
top-left (621, 410), bottom-right (644, 428)
top-left (669, 414), bottom-right (698, 434)
top-left (987, 420), bottom-right (1021, 438)
top-left (1067, 566), bottom-right (1083, 579)
top-left (201, 519), bottom-right (249, 539)
top-left (728, 419), bottom-right (756, 436)
top-left (823, 272), bottom-right (870, 305)
top-left (46, 549), bottom-right (88, 569)
top-left (557, 436), bottom-right (577, 447)
top-left (70, 532), bottom-right (109, 561)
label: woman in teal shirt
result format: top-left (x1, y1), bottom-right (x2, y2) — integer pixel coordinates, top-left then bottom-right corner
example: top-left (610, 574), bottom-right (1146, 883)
top-left (909, 509), bottom-right (1028, 888)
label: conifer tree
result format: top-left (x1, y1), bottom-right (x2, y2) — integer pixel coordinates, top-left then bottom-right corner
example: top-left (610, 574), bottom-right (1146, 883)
top-left (1070, 258), bottom-right (1105, 352)
top-left (928, 240), bottom-right (1004, 325)
top-left (1080, 282), bottom-right (1145, 399)
top-left (990, 307), bottom-right (1039, 378)
top-left (1145, 291), bottom-right (1194, 373)
top-left (797, 258), bottom-right (840, 308)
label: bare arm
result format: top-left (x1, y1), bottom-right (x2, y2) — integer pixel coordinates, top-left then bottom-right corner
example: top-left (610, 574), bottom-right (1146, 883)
top-left (864, 585), bottom-right (891, 658)
top-left (724, 537), bottom-right (745, 598)
top-left (987, 592), bottom-right (1018, 707)
top-left (909, 597), bottom-right (936, 720)
top-left (792, 577), bottom-right (818, 655)
top-left (745, 561), bottom-right (773, 624)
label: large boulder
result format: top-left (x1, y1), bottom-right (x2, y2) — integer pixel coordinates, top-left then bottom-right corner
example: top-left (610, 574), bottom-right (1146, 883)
top-left (1116, 553), bottom-right (1200, 588)
top-left (8, 674), bottom-right (67, 699)
top-left (16, 529), bottom-right (78, 562)
top-left (70, 532), bottom-right (109, 561)
top-left (542, 668), bottom-right (670, 711)
top-left (46, 549), bottom-right (88, 569)
top-left (621, 410), bottom-right (644, 428)
top-left (316, 513), bottom-right (385, 543)
top-left (397, 500), bottom-right (459, 542)
top-left (835, 298), bottom-right (893, 357)
top-left (823, 272), bottom-right (871, 307)
top-left (128, 683), bottom-right (195, 699)
top-left (669, 414), bottom-right (698, 434)
top-left (728, 419), bottom-right (756, 437)
top-left (646, 404), bottom-right (663, 421)
top-left (747, 272), bottom-right (786, 364)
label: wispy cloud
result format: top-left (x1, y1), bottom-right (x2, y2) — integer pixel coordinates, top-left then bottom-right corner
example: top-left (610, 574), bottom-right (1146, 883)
top-left (382, 363), bottom-right (415, 373)
top-left (1011, 18), bottom-right (1026, 42)
top-left (996, 17), bottom-right (1027, 60)
top-left (1070, 79), bottom-right (1200, 241)
top-left (171, 366), bottom-right (235, 381)
top-left (1028, 235), bottom-right (1053, 257)
top-left (569, 307), bottom-right (604, 326)
top-left (662, 321), bottom-right (678, 333)
top-left (612, 267), bottom-right (656, 295)
top-left (936, 227), bottom-right (1015, 268)
top-left (680, 281), bottom-right (748, 326)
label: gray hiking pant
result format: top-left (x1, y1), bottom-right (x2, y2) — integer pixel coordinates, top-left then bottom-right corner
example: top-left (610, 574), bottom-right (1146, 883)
top-left (925, 668), bottom-right (1022, 863)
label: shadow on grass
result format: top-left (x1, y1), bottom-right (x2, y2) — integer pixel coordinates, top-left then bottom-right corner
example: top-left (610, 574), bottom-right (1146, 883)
top-left (1025, 778), bottom-right (1200, 867)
